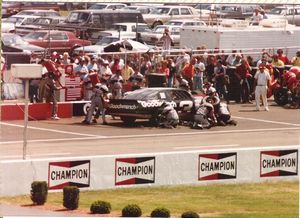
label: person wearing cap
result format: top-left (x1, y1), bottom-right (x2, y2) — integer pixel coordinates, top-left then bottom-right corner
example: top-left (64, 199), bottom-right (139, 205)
top-left (254, 64), bottom-right (271, 111)
top-left (176, 75), bottom-right (190, 92)
top-left (87, 55), bottom-right (99, 72)
top-left (291, 50), bottom-right (300, 67)
top-left (74, 57), bottom-right (89, 79)
top-left (99, 59), bottom-right (112, 83)
top-left (82, 83), bottom-right (109, 125)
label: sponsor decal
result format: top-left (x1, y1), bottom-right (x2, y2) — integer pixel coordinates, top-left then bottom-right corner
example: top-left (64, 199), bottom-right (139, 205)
top-left (260, 150), bottom-right (298, 177)
top-left (198, 153), bottom-right (237, 181)
top-left (48, 160), bottom-right (90, 190)
top-left (109, 104), bottom-right (138, 110)
top-left (115, 157), bottom-right (155, 185)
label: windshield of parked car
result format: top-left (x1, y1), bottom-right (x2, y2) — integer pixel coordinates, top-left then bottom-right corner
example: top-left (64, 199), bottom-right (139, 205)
top-left (4, 16), bottom-right (24, 24)
top-left (65, 12), bottom-right (90, 23)
top-left (96, 37), bottom-right (118, 45)
top-left (153, 26), bottom-right (168, 33)
top-left (2, 34), bottom-right (26, 45)
top-left (149, 7), bottom-right (171, 15)
top-left (23, 32), bottom-right (47, 40)
top-left (89, 4), bottom-right (107, 10)
top-left (269, 8), bottom-right (284, 15)
top-left (112, 24), bottom-right (127, 31)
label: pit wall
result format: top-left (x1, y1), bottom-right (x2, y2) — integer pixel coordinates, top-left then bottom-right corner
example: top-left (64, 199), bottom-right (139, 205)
top-left (0, 146), bottom-right (299, 196)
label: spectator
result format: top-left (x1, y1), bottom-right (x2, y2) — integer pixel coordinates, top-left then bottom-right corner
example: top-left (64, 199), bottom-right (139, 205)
top-left (159, 28), bottom-right (174, 56)
top-left (40, 72), bottom-right (62, 120)
top-left (260, 9), bottom-right (268, 19)
top-left (235, 58), bottom-right (252, 103)
top-left (214, 59), bottom-right (228, 102)
top-left (194, 58), bottom-right (205, 91)
top-left (74, 57), bottom-right (89, 80)
top-left (276, 49), bottom-right (290, 65)
top-left (253, 64), bottom-right (271, 111)
top-left (129, 66), bottom-right (144, 90)
top-left (232, 53), bottom-right (242, 66)
top-left (99, 59), bottom-right (112, 83)
top-left (226, 50), bottom-right (237, 66)
top-left (271, 54), bottom-right (285, 67)
top-left (167, 58), bottom-right (176, 87)
top-left (159, 60), bottom-right (170, 87)
top-left (109, 67), bottom-right (124, 99)
top-left (291, 50), bottom-right (300, 67)
top-left (251, 8), bottom-right (263, 25)
top-left (122, 60), bottom-right (135, 82)
top-left (181, 57), bottom-right (196, 91)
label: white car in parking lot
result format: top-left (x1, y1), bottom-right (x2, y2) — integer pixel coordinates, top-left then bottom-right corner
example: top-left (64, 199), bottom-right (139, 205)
top-left (140, 25), bottom-right (181, 47)
top-left (142, 5), bottom-right (199, 28)
top-left (97, 22), bottom-right (152, 41)
top-left (268, 6), bottom-right (300, 26)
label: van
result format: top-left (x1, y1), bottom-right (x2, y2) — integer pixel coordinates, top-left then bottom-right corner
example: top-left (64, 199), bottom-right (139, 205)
top-left (55, 9), bottom-right (145, 43)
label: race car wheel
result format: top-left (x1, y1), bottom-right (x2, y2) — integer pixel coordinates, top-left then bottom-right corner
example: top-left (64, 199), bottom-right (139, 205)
top-left (120, 116), bottom-right (136, 125)
top-left (274, 87), bottom-right (289, 106)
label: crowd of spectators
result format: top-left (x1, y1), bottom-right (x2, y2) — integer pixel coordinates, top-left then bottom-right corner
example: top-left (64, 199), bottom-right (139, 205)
top-left (4, 46), bottom-right (300, 108)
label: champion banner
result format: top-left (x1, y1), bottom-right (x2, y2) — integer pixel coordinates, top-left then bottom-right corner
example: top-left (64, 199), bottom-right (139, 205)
top-left (199, 152), bottom-right (237, 181)
top-left (260, 149), bottom-right (298, 177)
top-left (115, 157), bottom-right (155, 186)
top-left (48, 160), bottom-right (90, 190)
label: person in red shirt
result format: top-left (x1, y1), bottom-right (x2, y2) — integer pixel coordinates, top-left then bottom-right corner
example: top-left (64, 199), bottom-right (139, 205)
top-left (235, 58), bottom-right (252, 103)
top-left (276, 49), bottom-right (290, 65)
top-left (181, 57), bottom-right (195, 91)
top-left (159, 60), bottom-right (170, 87)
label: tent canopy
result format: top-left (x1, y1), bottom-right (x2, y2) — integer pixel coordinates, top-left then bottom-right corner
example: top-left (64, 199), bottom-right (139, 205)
top-left (3, 0), bottom-right (300, 4)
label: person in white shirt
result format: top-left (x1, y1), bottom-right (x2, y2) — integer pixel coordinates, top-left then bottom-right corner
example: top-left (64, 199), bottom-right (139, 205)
top-left (160, 28), bottom-right (173, 56)
top-left (251, 8), bottom-right (263, 25)
top-left (254, 64), bottom-right (271, 111)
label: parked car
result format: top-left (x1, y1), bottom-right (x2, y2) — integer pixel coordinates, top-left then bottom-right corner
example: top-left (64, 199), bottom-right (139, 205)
top-left (268, 6), bottom-right (300, 26)
top-left (1, 15), bottom-right (39, 33)
top-left (140, 25), bottom-right (181, 47)
top-left (54, 9), bottom-right (145, 43)
top-left (106, 87), bottom-right (203, 125)
top-left (1, 2), bottom-right (59, 18)
top-left (15, 16), bottom-right (66, 36)
top-left (98, 22), bottom-right (152, 41)
top-left (88, 3), bottom-right (127, 10)
top-left (216, 5), bottom-right (257, 20)
top-left (14, 9), bottom-right (61, 17)
top-left (2, 33), bottom-right (45, 68)
top-left (122, 5), bottom-right (155, 15)
top-left (164, 18), bottom-right (207, 27)
top-left (73, 36), bottom-right (127, 56)
top-left (142, 5), bottom-right (199, 28)
top-left (23, 30), bottom-right (92, 55)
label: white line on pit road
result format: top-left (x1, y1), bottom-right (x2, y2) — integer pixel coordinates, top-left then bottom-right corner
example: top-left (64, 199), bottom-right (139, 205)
top-left (232, 116), bottom-right (300, 127)
top-left (174, 144), bottom-right (240, 150)
top-left (0, 121), bottom-right (105, 137)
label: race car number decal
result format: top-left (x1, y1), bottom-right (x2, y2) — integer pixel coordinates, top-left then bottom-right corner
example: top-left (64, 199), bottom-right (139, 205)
top-left (179, 100), bottom-right (193, 111)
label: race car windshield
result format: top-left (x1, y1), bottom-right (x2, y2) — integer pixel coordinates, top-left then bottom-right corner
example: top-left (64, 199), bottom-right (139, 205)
top-left (124, 89), bottom-right (160, 100)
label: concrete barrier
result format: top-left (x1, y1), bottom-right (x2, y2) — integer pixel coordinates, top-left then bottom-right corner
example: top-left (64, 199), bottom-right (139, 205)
top-left (0, 145), bottom-right (299, 196)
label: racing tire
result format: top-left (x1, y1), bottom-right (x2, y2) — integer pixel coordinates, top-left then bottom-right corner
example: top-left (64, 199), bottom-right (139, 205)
top-left (120, 116), bottom-right (136, 125)
top-left (274, 87), bottom-right (289, 106)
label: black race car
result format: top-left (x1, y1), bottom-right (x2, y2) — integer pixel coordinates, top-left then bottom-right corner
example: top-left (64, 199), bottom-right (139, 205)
top-left (107, 87), bottom-right (203, 125)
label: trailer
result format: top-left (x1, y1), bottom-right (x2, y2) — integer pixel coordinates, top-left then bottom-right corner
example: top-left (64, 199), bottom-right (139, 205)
top-left (180, 19), bottom-right (300, 59)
